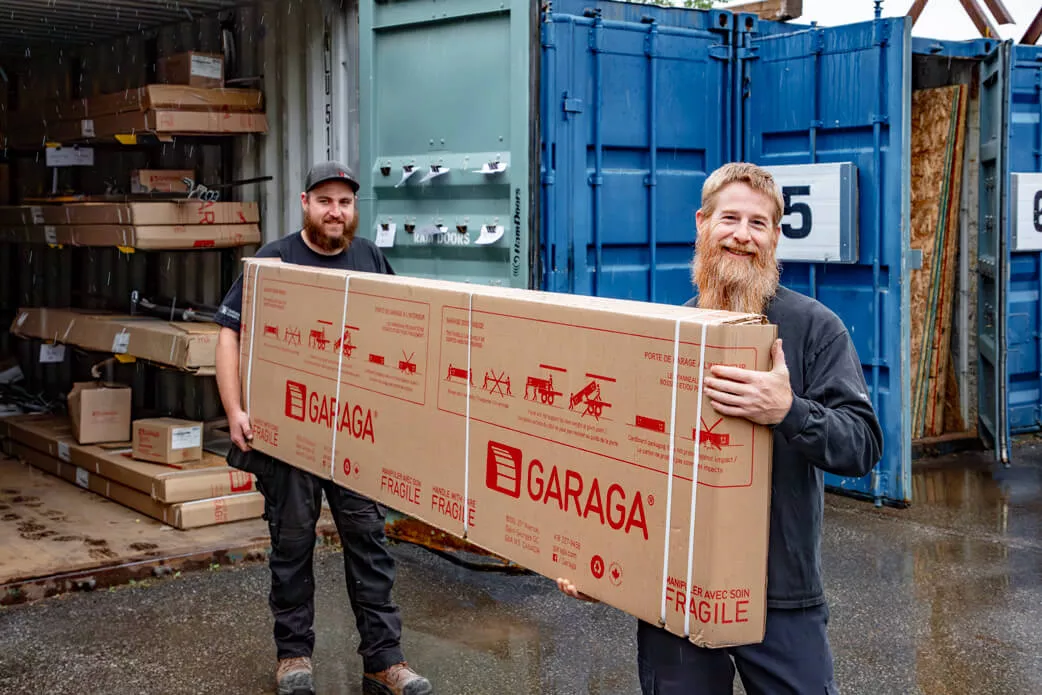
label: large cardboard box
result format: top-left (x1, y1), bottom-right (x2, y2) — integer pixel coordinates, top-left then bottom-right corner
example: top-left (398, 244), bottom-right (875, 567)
top-left (11, 309), bottom-right (221, 374)
top-left (238, 259), bottom-right (776, 647)
top-left (11, 442), bottom-right (262, 529)
top-left (67, 382), bottom-right (132, 444)
top-left (8, 415), bottom-right (255, 503)
top-left (133, 418), bottom-right (203, 465)
top-left (62, 85), bottom-right (263, 120)
top-left (158, 52), bottom-right (225, 89)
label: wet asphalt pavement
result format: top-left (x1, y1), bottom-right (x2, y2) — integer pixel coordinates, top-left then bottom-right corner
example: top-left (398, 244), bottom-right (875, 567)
top-left (2, 444), bottom-right (1042, 695)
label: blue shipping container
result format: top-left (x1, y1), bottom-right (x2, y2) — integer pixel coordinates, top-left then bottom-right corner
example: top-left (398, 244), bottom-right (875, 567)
top-left (358, 0), bottom-right (1033, 506)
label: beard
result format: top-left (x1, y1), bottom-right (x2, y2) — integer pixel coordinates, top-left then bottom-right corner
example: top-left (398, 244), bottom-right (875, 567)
top-left (303, 211), bottom-right (358, 253)
top-left (690, 230), bottom-right (780, 315)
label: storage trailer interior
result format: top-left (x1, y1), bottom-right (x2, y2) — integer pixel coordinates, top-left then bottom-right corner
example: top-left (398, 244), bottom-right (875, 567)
top-left (0, 0), bottom-right (346, 602)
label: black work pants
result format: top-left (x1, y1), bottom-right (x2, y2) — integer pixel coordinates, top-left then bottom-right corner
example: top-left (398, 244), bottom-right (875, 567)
top-left (231, 449), bottom-right (405, 673)
top-left (637, 604), bottom-right (839, 694)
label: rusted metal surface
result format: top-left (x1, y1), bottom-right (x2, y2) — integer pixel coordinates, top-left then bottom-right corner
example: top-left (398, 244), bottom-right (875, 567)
top-left (1023, 7), bottom-right (1042, 45)
top-left (384, 512), bottom-right (527, 574)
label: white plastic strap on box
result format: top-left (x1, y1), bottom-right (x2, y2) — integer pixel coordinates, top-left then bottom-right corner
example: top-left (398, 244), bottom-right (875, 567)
top-left (329, 275), bottom-right (352, 479)
top-left (683, 322), bottom-right (710, 638)
top-left (244, 261), bottom-right (263, 414)
top-left (462, 292), bottom-right (474, 537)
top-left (659, 318), bottom-right (683, 625)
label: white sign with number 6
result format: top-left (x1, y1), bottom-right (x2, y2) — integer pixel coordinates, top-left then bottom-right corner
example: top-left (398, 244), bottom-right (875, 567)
top-left (1012, 173), bottom-right (1042, 252)
top-left (763, 163), bottom-right (859, 263)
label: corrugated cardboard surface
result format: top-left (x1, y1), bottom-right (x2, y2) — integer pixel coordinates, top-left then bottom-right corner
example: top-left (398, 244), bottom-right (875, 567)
top-left (238, 259), bottom-right (775, 647)
top-left (10, 309), bottom-right (219, 374)
top-left (8, 415), bottom-right (256, 503)
top-left (1, 201), bottom-right (263, 226)
top-left (132, 418), bottom-right (203, 465)
top-left (63, 86), bottom-right (263, 120)
top-left (67, 382), bottom-right (132, 444)
top-left (11, 442), bottom-right (262, 529)
top-left (159, 52), bottom-right (225, 89)
top-left (131, 169), bottom-right (193, 194)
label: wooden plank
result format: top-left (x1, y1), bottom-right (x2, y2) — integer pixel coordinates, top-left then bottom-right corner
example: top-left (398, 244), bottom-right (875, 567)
top-left (0, 457), bottom-right (269, 585)
top-left (910, 85), bottom-right (968, 439)
top-left (1022, 7), bottom-right (1042, 45)
top-left (727, 0), bottom-right (803, 21)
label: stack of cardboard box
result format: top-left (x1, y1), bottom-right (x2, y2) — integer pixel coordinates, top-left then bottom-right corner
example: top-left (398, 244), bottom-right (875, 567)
top-left (7, 52), bottom-right (266, 147)
top-left (0, 200), bottom-right (260, 249)
top-left (5, 397), bottom-right (261, 529)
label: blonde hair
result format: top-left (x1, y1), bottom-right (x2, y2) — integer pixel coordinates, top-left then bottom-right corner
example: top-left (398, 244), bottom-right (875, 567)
top-left (700, 162), bottom-right (784, 228)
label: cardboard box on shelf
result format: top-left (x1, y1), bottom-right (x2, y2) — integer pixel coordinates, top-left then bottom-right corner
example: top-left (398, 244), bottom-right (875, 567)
top-left (132, 418), bottom-right (204, 465)
top-left (67, 223), bottom-right (261, 249)
top-left (158, 52), bottom-right (225, 89)
top-left (238, 259), bottom-right (776, 648)
top-left (62, 85), bottom-right (263, 120)
top-left (67, 382), bottom-right (132, 444)
top-left (10, 309), bottom-right (221, 374)
top-left (131, 170), bottom-right (194, 194)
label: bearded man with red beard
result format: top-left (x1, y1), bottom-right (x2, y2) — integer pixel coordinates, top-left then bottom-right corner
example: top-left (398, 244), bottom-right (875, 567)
top-left (558, 162), bottom-right (883, 695)
top-left (215, 162), bottom-right (433, 695)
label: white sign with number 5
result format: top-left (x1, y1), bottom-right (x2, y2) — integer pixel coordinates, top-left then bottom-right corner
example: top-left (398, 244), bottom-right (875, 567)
top-left (763, 163), bottom-right (859, 263)
top-left (1012, 174), bottom-right (1042, 252)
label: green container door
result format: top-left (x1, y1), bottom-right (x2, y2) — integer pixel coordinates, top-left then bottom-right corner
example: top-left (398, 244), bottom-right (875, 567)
top-left (358, 0), bottom-right (537, 288)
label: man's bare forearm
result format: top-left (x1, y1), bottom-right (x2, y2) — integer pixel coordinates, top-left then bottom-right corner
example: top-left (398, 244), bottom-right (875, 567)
top-left (216, 327), bottom-right (245, 417)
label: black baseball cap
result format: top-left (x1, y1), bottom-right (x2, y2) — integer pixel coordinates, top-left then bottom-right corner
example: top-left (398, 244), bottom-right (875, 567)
top-left (304, 161), bottom-right (359, 193)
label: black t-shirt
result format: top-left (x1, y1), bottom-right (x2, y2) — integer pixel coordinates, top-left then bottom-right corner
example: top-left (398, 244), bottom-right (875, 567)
top-left (215, 231), bottom-right (394, 332)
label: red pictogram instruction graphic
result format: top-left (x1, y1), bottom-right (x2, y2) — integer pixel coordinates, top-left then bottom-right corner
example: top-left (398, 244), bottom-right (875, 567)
top-left (569, 373), bottom-right (616, 420)
top-left (485, 441), bottom-right (523, 498)
top-left (445, 364), bottom-right (475, 385)
top-left (696, 418), bottom-right (738, 451)
top-left (334, 325), bottom-right (359, 358)
top-left (590, 554), bottom-right (606, 579)
top-left (284, 327), bottom-right (302, 346)
top-left (309, 321), bottom-right (332, 351)
top-left (634, 415), bottom-right (666, 433)
top-left (482, 370), bottom-right (512, 398)
top-left (399, 351), bottom-right (417, 374)
top-left (369, 354), bottom-right (385, 366)
top-left (524, 364), bottom-right (565, 405)
top-left (263, 324), bottom-right (279, 338)
top-left (285, 380), bottom-right (307, 422)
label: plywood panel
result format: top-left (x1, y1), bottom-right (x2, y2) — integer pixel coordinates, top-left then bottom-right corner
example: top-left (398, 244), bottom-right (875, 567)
top-left (911, 85), bottom-right (968, 439)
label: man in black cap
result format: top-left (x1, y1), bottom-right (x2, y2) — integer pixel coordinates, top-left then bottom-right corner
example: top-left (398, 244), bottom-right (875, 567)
top-left (215, 162), bottom-right (433, 695)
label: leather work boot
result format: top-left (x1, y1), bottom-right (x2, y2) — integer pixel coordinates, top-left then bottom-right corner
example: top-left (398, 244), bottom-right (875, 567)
top-left (276, 656), bottom-right (315, 695)
top-left (362, 662), bottom-right (433, 695)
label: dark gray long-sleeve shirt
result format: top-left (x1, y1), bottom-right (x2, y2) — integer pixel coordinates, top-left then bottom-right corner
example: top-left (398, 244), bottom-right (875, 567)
top-left (686, 285), bottom-right (884, 608)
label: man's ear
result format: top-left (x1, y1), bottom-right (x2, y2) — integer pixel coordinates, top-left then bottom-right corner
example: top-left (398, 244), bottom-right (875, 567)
top-left (695, 209), bottom-right (705, 234)
top-left (300, 192), bottom-right (308, 212)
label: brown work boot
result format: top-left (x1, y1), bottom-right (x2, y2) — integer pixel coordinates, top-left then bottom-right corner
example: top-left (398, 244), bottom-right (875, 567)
top-left (363, 662), bottom-right (433, 695)
top-left (276, 656), bottom-right (315, 695)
